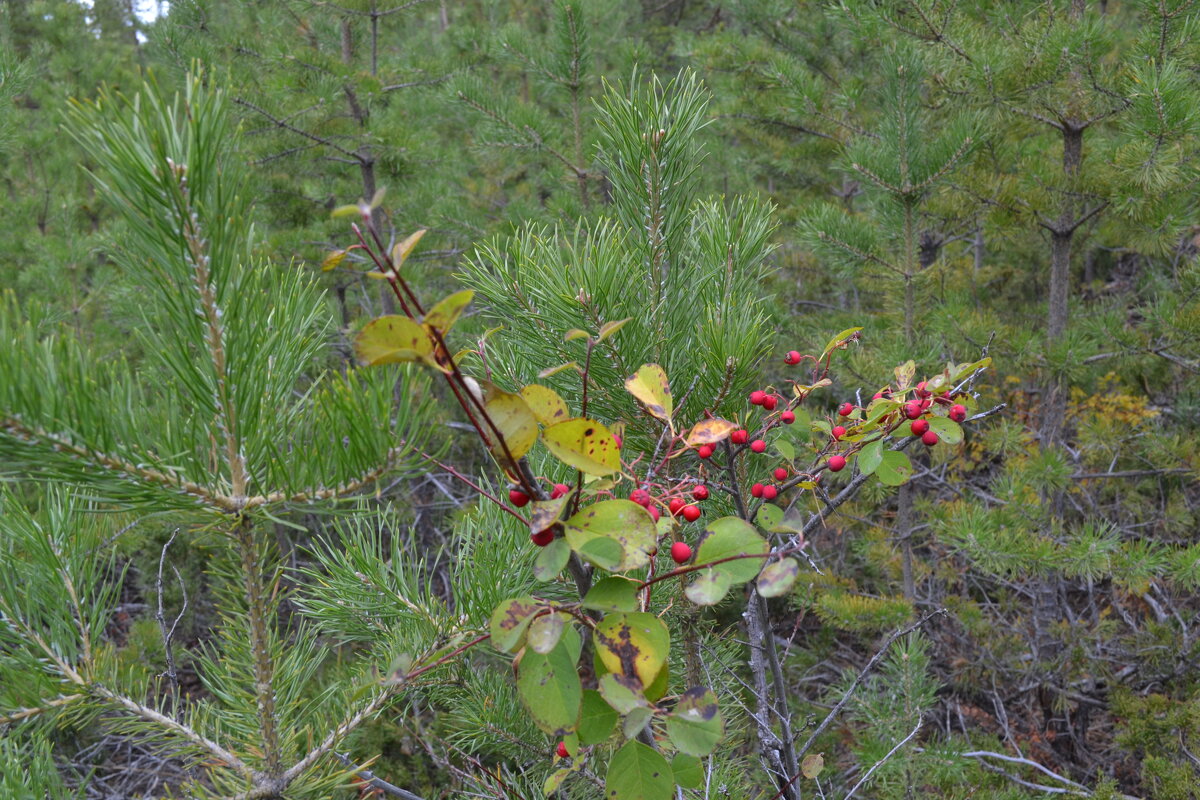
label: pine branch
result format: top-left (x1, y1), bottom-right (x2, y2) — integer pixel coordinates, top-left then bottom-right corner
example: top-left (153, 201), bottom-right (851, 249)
top-left (233, 97), bottom-right (363, 162)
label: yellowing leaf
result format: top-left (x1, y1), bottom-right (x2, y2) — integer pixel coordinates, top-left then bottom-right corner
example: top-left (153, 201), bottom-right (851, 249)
top-left (802, 753), bottom-right (825, 779)
top-left (390, 228), bottom-right (426, 270)
top-left (538, 361), bottom-right (579, 379)
top-left (597, 317), bottom-right (632, 342)
top-left (685, 418), bottom-right (737, 446)
top-left (542, 418), bottom-right (622, 476)
top-left (625, 364), bottom-right (673, 422)
top-left (564, 328), bottom-right (590, 342)
top-left (331, 203), bottom-right (363, 219)
top-left (593, 612), bottom-right (670, 687)
top-left (482, 383), bottom-right (539, 463)
top-left (521, 384), bottom-right (571, 426)
top-left (354, 315), bottom-right (439, 369)
top-left (423, 289), bottom-right (474, 332)
top-left (321, 249), bottom-right (349, 271)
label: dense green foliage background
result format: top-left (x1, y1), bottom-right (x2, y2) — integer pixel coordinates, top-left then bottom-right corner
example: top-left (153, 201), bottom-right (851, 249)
top-left (2, 0), bottom-right (1199, 798)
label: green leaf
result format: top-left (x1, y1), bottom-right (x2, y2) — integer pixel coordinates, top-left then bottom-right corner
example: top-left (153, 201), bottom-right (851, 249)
top-left (489, 596), bottom-right (540, 653)
top-left (623, 706), bottom-right (654, 739)
top-left (665, 686), bottom-right (724, 757)
top-left (578, 689), bottom-right (619, 745)
top-left (542, 418), bottom-right (622, 476)
top-left (598, 672), bottom-right (648, 714)
top-left (534, 537), bottom-right (571, 582)
top-left (928, 416), bottom-right (963, 444)
top-left (694, 516), bottom-right (769, 584)
top-left (820, 327), bottom-right (863, 361)
top-left (594, 612), bottom-right (670, 686)
top-left (755, 502), bottom-right (783, 531)
top-left (684, 568), bottom-right (733, 606)
top-left (952, 357), bottom-right (991, 382)
top-left (564, 500), bottom-right (657, 571)
top-left (517, 625), bottom-right (582, 736)
top-left (583, 576), bottom-right (642, 612)
top-left (672, 754), bottom-right (704, 789)
top-left (624, 364), bottom-right (673, 422)
top-left (757, 558), bottom-right (799, 598)
top-left (423, 289), bottom-right (474, 332)
top-left (521, 384), bottom-right (571, 426)
top-left (774, 438), bottom-right (796, 462)
top-left (876, 450), bottom-right (913, 486)
top-left (605, 741), bottom-right (674, 800)
top-left (858, 440), bottom-right (883, 475)
top-left (527, 612), bottom-right (567, 655)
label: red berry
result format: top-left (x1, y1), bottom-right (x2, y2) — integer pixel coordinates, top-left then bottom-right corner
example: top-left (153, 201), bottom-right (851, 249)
top-left (731, 429), bottom-right (749, 444)
top-left (648, 505), bottom-right (661, 522)
top-left (784, 350), bottom-right (802, 365)
top-left (872, 392), bottom-right (883, 401)
top-left (531, 529), bottom-right (554, 546)
top-left (832, 425), bottom-right (846, 440)
top-left (749, 390), bottom-right (767, 406)
top-left (904, 401), bottom-right (923, 420)
top-left (556, 741), bottom-right (570, 758)
top-left (828, 455), bottom-right (847, 472)
top-left (630, 489), bottom-right (651, 507)
top-left (750, 483), bottom-right (765, 498)
top-left (670, 541), bottom-right (692, 564)
top-left (550, 483), bottom-right (570, 499)
top-left (773, 467), bottom-right (788, 481)
top-left (780, 410), bottom-right (795, 424)
top-left (910, 419), bottom-right (929, 436)
top-left (949, 404), bottom-right (967, 423)
top-left (916, 381), bottom-right (931, 399)
top-left (838, 402), bottom-right (854, 417)
top-left (750, 439), bottom-right (766, 453)
top-left (668, 497), bottom-right (686, 515)
top-left (692, 485), bottom-right (709, 501)
top-left (697, 444), bottom-right (714, 459)
top-left (761, 484), bottom-right (778, 500)
top-left (682, 505), bottom-right (701, 522)
top-left (762, 395), bottom-right (778, 411)
top-left (613, 434), bottom-right (623, 448)
top-left (920, 397), bottom-right (933, 411)
top-left (921, 430), bottom-right (939, 447)
top-left (508, 489), bottom-right (530, 508)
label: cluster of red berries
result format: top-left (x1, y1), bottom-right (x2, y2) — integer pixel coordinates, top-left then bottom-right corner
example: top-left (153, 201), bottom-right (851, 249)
top-left (823, 381), bottom-right (970, 471)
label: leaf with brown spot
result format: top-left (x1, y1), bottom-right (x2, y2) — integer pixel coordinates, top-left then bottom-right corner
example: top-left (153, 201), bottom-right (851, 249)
top-left (685, 418), bottom-right (738, 446)
top-left (481, 382), bottom-right (539, 463)
top-left (593, 612), bottom-right (669, 687)
top-left (665, 686), bottom-right (723, 756)
top-left (597, 672), bottom-right (648, 714)
top-left (489, 596), bottom-right (540, 653)
top-left (517, 625), bottom-right (582, 737)
top-left (520, 384), bottom-right (571, 426)
top-left (542, 418), bottom-right (622, 476)
top-left (605, 741), bottom-right (673, 800)
top-left (354, 315), bottom-right (439, 370)
top-left (624, 364), bottom-right (673, 422)
top-left (757, 558), bottom-right (800, 598)
top-left (564, 500), bottom-right (656, 571)
top-left (528, 493), bottom-right (572, 535)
